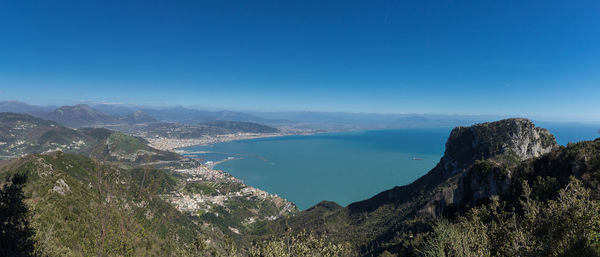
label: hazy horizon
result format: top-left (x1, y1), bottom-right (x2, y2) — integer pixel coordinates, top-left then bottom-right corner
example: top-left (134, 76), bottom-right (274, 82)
top-left (1, 1), bottom-right (599, 121)
top-left (2, 99), bottom-right (600, 123)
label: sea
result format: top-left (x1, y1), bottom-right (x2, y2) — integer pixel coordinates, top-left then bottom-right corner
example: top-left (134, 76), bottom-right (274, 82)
top-left (183, 123), bottom-right (600, 210)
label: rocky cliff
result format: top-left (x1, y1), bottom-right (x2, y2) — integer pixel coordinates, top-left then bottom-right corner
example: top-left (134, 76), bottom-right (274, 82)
top-left (272, 118), bottom-right (562, 256)
top-left (441, 118), bottom-right (557, 176)
top-left (425, 118), bottom-right (558, 214)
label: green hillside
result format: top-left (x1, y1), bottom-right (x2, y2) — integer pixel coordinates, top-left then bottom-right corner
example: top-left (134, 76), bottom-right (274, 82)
top-left (0, 113), bottom-right (180, 164)
top-left (0, 113), bottom-right (299, 256)
top-left (0, 153), bottom-right (235, 256)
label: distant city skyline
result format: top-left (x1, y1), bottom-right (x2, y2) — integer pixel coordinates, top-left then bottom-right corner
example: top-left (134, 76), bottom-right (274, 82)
top-left (1, 1), bottom-right (599, 121)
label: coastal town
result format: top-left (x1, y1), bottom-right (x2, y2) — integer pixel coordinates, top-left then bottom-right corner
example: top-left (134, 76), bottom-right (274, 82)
top-left (142, 131), bottom-right (299, 233)
top-left (144, 132), bottom-right (286, 151)
top-left (163, 157), bottom-right (297, 232)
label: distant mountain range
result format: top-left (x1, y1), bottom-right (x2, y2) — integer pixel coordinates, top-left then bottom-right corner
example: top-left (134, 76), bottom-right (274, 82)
top-left (0, 101), bottom-right (281, 139)
top-left (0, 100), bottom-right (56, 115)
top-left (120, 110), bottom-right (158, 124)
top-left (0, 101), bottom-right (274, 127)
top-left (44, 104), bottom-right (120, 127)
top-left (4, 101), bottom-right (597, 138)
top-left (0, 101), bottom-right (518, 132)
top-left (0, 112), bottom-right (179, 162)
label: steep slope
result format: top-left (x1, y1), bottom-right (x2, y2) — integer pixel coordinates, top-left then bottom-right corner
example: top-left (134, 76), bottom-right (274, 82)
top-left (0, 112), bottom-right (298, 256)
top-left (0, 153), bottom-right (297, 256)
top-left (44, 104), bottom-right (119, 128)
top-left (418, 137), bottom-right (600, 257)
top-left (88, 132), bottom-right (181, 164)
top-left (0, 152), bottom-right (235, 256)
top-left (262, 118), bottom-right (558, 256)
top-left (0, 113), bottom-right (99, 157)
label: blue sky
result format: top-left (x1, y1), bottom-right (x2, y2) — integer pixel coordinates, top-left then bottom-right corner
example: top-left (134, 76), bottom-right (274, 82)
top-left (0, 1), bottom-right (599, 120)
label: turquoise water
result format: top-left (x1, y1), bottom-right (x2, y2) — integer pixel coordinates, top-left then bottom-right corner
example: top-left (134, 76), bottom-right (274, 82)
top-left (183, 124), bottom-right (599, 210)
top-left (185, 129), bottom-right (450, 210)
top-left (537, 122), bottom-right (600, 145)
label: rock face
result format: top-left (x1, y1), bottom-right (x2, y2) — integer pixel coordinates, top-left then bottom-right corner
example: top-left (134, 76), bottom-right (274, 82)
top-left (349, 118), bottom-right (558, 214)
top-left (440, 118), bottom-right (557, 176)
top-left (425, 118), bottom-right (558, 214)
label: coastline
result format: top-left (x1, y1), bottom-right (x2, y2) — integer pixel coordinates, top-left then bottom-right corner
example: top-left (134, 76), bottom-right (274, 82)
top-left (149, 132), bottom-right (302, 218)
top-left (145, 132), bottom-right (294, 152)
top-left (145, 131), bottom-right (317, 173)
top-left (204, 157), bottom-right (241, 169)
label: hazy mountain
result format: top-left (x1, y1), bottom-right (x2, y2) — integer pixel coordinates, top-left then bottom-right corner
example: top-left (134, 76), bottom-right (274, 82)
top-left (198, 120), bottom-right (279, 133)
top-left (133, 121), bottom-right (279, 139)
top-left (43, 104), bottom-right (119, 128)
top-left (90, 103), bottom-right (142, 116)
top-left (0, 101), bottom-right (56, 115)
top-left (119, 110), bottom-right (158, 124)
top-left (0, 112), bottom-right (179, 163)
top-left (252, 111), bottom-right (510, 130)
top-left (141, 106), bottom-right (270, 124)
top-left (0, 101), bottom-right (521, 131)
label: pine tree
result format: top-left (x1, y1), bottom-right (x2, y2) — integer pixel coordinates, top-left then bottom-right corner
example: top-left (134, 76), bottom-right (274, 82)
top-left (0, 173), bottom-right (36, 257)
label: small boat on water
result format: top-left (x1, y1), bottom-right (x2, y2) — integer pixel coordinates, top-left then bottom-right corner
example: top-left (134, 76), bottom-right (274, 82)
top-left (412, 157), bottom-right (424, 161)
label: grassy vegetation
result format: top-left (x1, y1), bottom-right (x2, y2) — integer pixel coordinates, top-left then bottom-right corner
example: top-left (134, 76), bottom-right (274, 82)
top-left (420, 177), bottom-right (600, 257)
top-left (249, 230), bottom-right (354, 257)
top-left (185, 182), bottom-right (219, 195)
top-left (107, 132), bottom-right (149, 154)
top-left (183, 181), bottom-right (245, 196)
top-left (0, 153), bottom-right (227, 256)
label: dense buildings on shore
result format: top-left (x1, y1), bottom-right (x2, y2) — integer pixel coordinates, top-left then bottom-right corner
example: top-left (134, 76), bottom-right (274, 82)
top-left (145, 132), bottom-right (293, 151)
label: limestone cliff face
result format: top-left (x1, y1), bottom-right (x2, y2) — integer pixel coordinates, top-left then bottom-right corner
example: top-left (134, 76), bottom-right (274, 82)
top-left (349, 118), bottom-right (559, 216)
top-left (425, 118), bottom-right (559, 215)
top-left (440, 118), bottom-right (557, 176)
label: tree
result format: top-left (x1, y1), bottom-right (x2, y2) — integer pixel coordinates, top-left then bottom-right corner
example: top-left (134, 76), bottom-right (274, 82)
top-left (0, 173), bottom-right (36, 257)
top-left (419, 177), bottom-right (600, 257)
top-left (249, 230), bottom-right (354, 257)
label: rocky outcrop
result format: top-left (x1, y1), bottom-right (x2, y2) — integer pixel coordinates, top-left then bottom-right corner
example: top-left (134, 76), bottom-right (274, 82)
top-left (424, 118), bottom-right (559, 215)
top-left (350, 118), bottom-right (558, 215)
top-left (285, 118), bottom-right (588, 257)
top-left (440, 118), bottom-right (557, 176)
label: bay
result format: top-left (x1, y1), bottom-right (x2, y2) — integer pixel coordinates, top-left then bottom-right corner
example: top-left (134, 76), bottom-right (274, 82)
top-left (184, 123), bottom-right (600, 210)
top-left (185, 129), bottom-right (450, 210)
